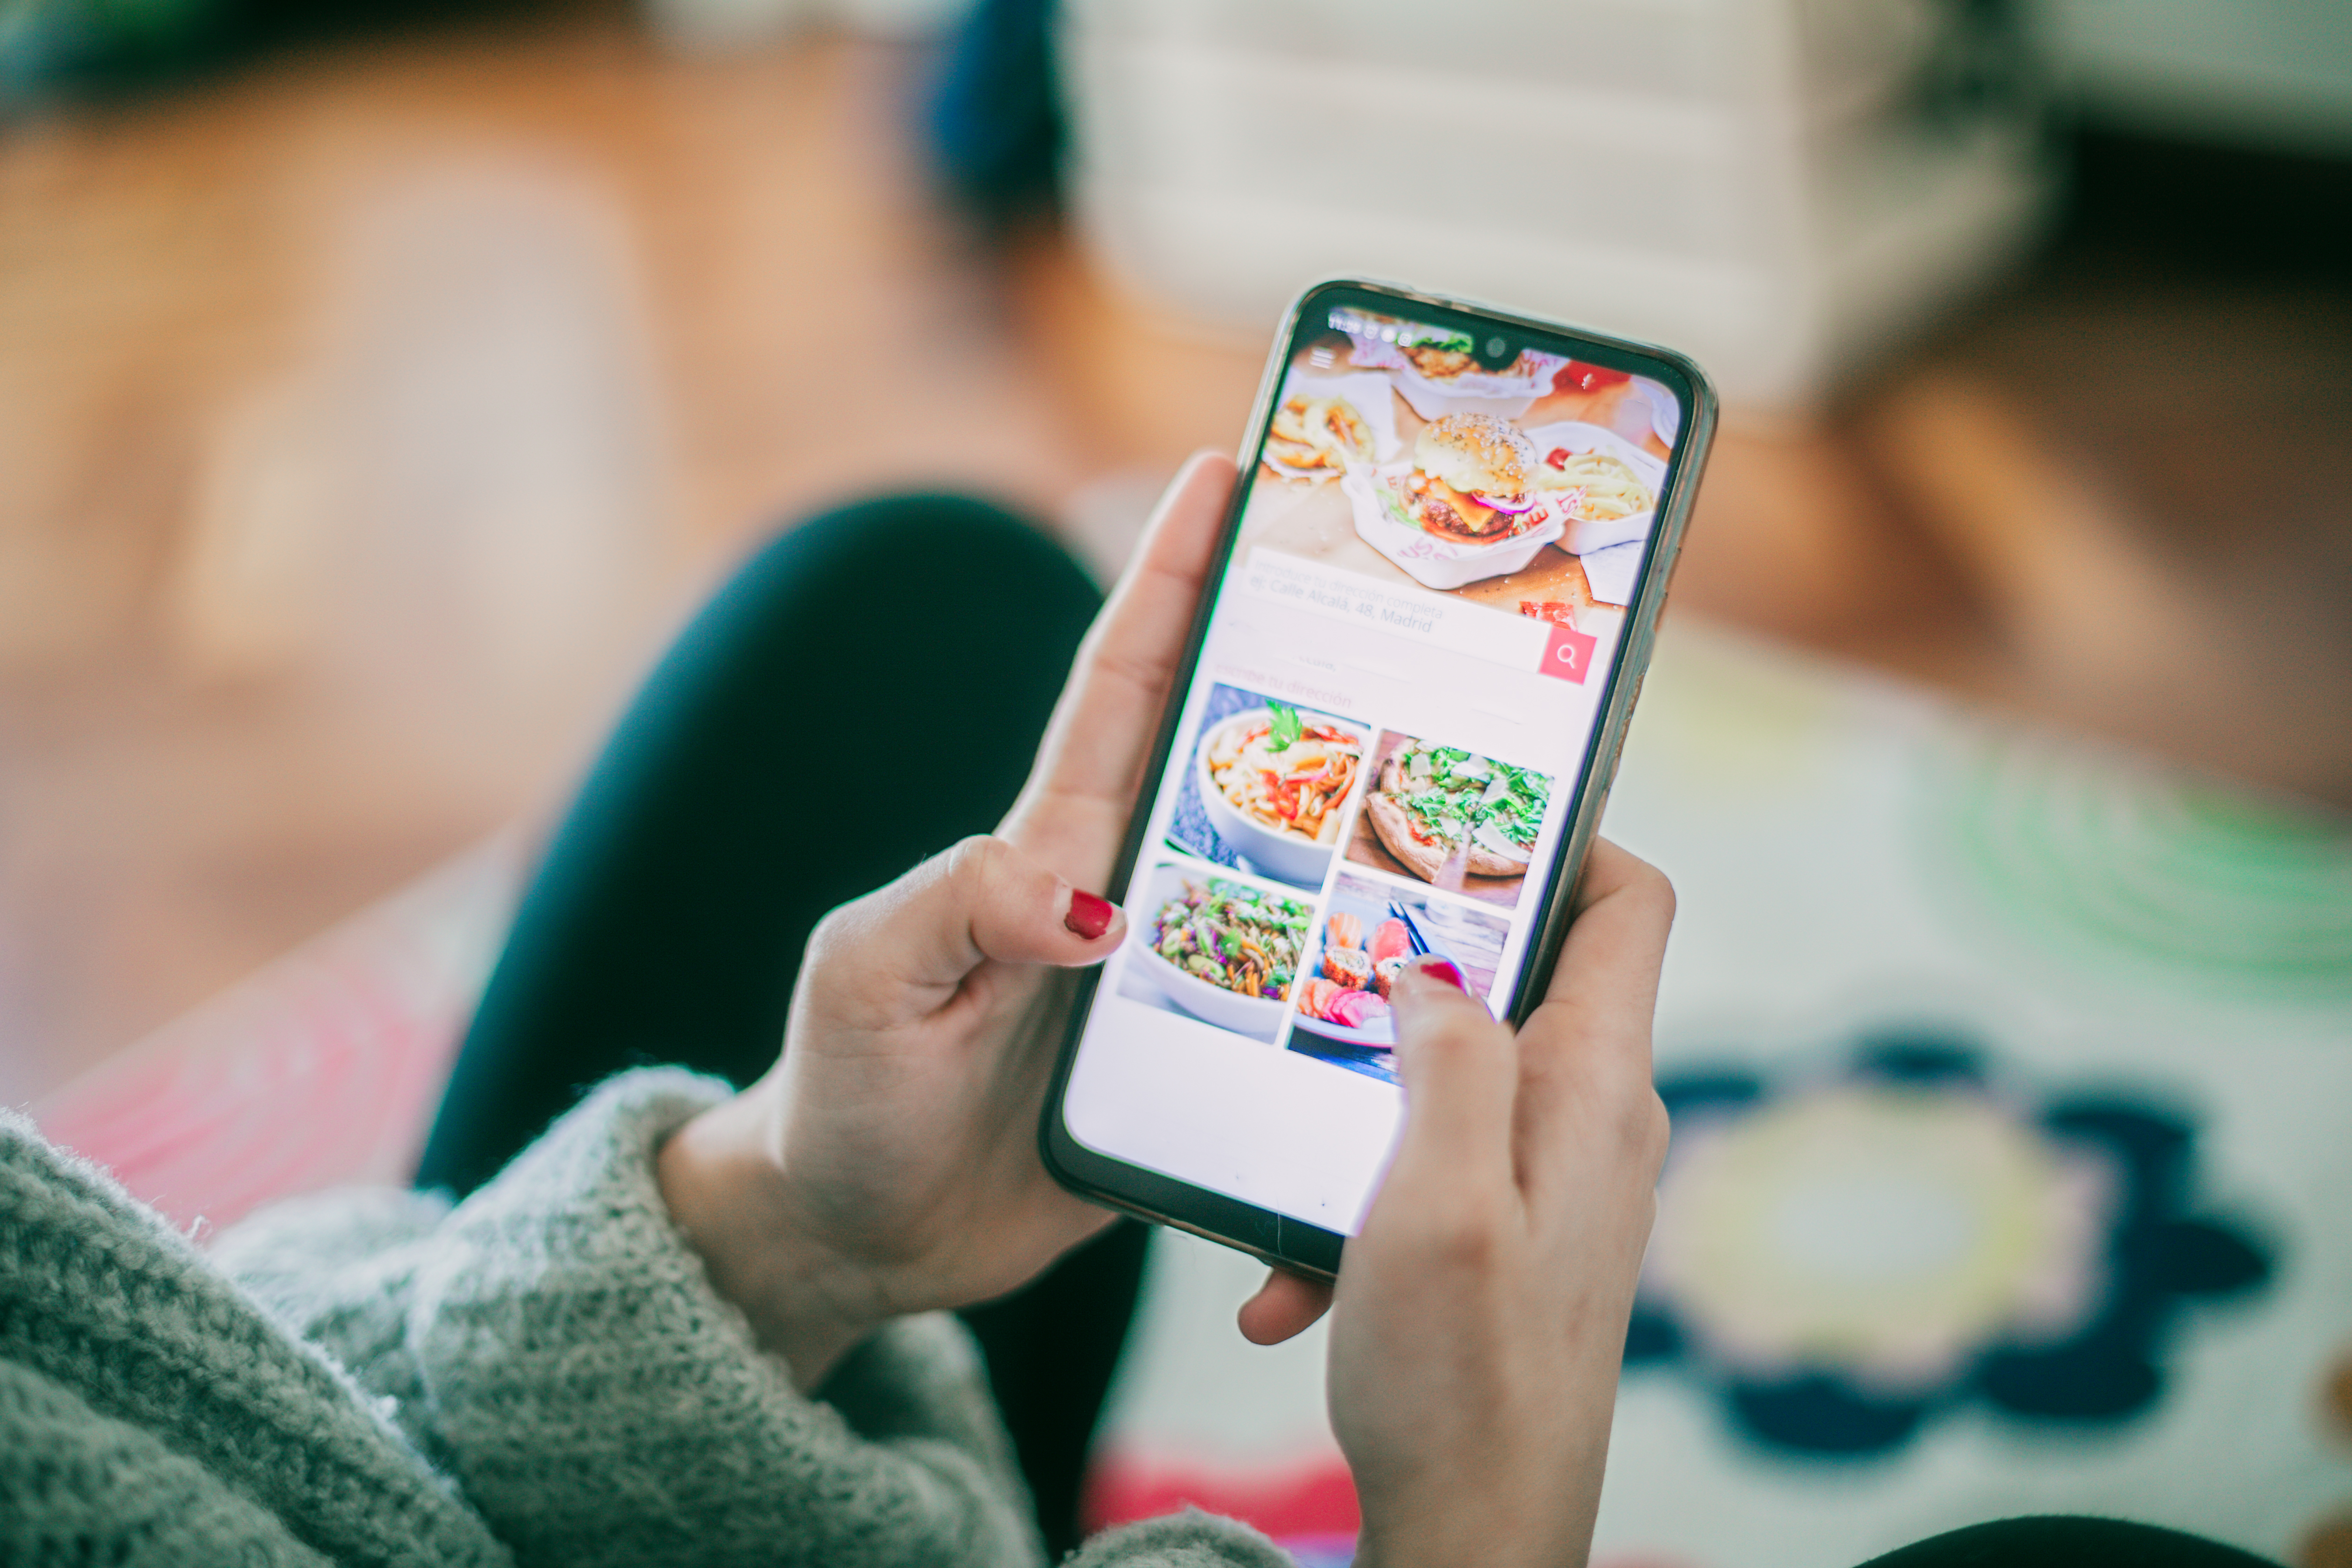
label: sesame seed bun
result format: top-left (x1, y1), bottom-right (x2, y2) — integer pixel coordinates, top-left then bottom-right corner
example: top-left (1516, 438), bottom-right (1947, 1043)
top-left (1414, 413), bottom-right (1538, 505)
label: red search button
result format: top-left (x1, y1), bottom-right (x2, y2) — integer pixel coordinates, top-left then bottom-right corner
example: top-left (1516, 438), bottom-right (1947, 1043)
top-left (1539, 622), bottom-right (1598, 683)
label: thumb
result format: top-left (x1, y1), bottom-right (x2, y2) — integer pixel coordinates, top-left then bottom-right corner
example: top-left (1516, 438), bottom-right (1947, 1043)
top-left (1238, 1267), bottom-right (1334, 1345)
top-left (819, 834), bottom-right (1127, 1007)
top-left (1379, 956), bottom-right (1518, 1205)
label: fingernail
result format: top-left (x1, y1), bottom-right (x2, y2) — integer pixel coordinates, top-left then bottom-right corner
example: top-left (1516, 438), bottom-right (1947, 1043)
top-left (1414, 957), bottom-right (1466, 991)
top-left (1065, 889), bottom-right (1117, 940)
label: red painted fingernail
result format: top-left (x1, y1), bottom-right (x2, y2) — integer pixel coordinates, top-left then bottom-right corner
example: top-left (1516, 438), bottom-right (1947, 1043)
top-left (1416, 958), bottom-right (1466, 991)
top-left (1065, 889), bottom-right (1117, 940)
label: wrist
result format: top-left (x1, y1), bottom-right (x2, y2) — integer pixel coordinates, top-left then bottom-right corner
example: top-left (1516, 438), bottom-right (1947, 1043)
top-left (1345, 1425), bottom-right (1605, 1568)
top-left (1352, 1508), bottom-right (1594, 1568)
top-left (655, 1091), bottom-right (882, 1389)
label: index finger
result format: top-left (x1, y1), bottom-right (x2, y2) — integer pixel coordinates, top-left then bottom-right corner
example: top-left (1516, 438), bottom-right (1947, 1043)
top-left (1547, 839), bottom-right (1675, 1015)
top-left (1001, 452), bottom-right (1235, 881)
top-left (1513, 839), bottom-right (1675, 1190)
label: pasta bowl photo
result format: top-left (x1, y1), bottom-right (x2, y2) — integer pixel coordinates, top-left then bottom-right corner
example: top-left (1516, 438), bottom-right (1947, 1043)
top-left (1196, 705), bottom-right (1366, 886)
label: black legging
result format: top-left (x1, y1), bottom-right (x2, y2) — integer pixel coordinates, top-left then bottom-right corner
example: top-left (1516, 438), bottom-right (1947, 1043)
top-left (1858, 1517), bottom-right (2274, 1567)
top-left (411, 493), bottom-right (2271, 1568)
top-left (412, 494), bottom-right (1147, 1558)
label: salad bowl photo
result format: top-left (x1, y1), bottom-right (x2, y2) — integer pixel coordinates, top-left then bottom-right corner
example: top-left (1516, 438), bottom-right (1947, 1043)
top-left (1132, 942), bottom-right (1289, 1039)
top-left (1195, 705), bottom-right (1367, 887)
top-left (1126, 867), bottom-right (1311, 1043)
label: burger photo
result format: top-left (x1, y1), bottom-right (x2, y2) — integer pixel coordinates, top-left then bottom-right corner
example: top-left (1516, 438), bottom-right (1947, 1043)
top-left (1339, 411), bottom-right (1572, 591)
top-left (1377, 413), bottom-right (1548, 546)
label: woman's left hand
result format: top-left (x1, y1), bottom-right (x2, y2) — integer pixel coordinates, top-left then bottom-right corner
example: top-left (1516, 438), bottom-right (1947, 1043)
top-left (658, 455), bottom-right (1233, 1387)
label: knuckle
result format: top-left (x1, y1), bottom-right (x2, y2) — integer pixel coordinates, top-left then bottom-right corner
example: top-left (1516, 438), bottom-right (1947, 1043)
top-left (942, 833), bottom-right (1029, 913)
top-left (1593, 1053), bottom-right (1658, 1119)
top-left (1631, 1189), bottom-right (1659, 1247)
top-left (1406, 1197), bottom-right (1507, 1272)
top-left (1629, 858), bottom-right (1676, 923)
top-left (944, 833), bottom-right (1007, 889)
top-left (797, 899), bottom-right (898, 1025)
top-left (1631, 1089), bottom-right (1672, 1171)
top-left (805, 901), bottom-right (860, 962)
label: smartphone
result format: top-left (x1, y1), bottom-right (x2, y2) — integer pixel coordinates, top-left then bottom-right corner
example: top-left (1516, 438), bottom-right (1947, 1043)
top-left (1041, 278), bottom-right (1715, 1279)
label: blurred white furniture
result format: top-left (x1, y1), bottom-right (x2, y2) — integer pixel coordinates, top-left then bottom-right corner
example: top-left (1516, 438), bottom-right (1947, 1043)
top-left (1057, 0), bottom-right (2056, 407)
top-left (645, 0), bottom-right (974, 52)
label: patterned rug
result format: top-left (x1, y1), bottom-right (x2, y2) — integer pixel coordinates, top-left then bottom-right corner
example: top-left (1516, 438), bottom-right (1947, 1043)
top-left (1084, 626), bottom-right (2352, 1568)
top-left (26, 626), bottom-right (2352, 1565)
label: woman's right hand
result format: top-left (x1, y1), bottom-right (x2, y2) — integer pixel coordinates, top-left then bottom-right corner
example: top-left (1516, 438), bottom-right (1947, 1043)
top-left (1251, 839), bottom-right (1675, 1568)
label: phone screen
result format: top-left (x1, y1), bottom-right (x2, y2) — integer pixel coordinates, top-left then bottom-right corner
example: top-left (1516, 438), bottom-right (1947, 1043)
top-left (1058, 288), bottom-right (1698, 1239)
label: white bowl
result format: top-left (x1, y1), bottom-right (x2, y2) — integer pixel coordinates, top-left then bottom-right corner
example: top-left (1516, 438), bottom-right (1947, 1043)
top-left (1127, 862), bottom-right (1306, 1042)
top-left (1519, 421), bottom-right (1666, 556)
top-left (1339, 464), bottom-right (1566, 591)
top-left (1131, 939), bottom-right (1289, 1040)
top-left (1195, 708), bottom-right (1362, 887)
top-left (1631, 376), bottom-right (1681, 446)
top-left (1344, 334), bottom-right (1567, 422)
top-left (1392, 380), bottom-right (1542, 423)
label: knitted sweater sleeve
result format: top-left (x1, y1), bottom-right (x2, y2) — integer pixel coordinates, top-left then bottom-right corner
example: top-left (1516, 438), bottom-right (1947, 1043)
top-left (217, 1069), bottom-right (1030, 1568)
top-left (217, 1067), bottom-right (1297, 1568)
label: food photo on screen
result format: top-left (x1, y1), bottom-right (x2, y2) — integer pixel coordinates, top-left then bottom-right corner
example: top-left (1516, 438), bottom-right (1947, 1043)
top-left (1164, 683), bottom-right (1370, 888)
top-left (1236, 309), bottom-right (1679, 651)
top-left (1260, 364), bottom-right (1404, 482)
top-left (1112, 863), bottom-right (1316, 1044)
top-left (1345, 730), bottom-right (1556, 910)
top-left (1344, 320), bottom-right (1568, 422)
top-left (1288, 873), bottom-right (1511, 1083)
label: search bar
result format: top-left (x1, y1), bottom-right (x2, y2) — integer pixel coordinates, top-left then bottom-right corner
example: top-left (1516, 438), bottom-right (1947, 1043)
top-left (1237, 549), bottom-right (1590, 680)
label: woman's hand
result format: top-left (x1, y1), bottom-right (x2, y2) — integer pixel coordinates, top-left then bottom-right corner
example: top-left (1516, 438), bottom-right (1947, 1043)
top-left (1247, 840), bottom-right (1674, 1568)
top-left (658, 454), bottom-right (1234, 1388)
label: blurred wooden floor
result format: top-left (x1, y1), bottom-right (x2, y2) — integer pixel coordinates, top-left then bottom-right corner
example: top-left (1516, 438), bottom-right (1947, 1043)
top-left (2, 21), bottom-right (2347, 1102)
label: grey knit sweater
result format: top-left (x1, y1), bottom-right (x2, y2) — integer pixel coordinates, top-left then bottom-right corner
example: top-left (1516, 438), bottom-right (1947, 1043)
top-left (0, 1069), bottom-right (1295, 1568)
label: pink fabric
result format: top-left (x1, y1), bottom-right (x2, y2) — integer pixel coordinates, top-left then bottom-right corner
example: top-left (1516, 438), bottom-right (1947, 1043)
top-left (1086, 1451), bottom-right (1360, 1543)
top-left (32, 837), bottom-right (522, 1235)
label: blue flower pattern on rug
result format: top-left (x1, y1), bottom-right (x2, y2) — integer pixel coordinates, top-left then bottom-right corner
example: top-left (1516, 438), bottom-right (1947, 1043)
top-left (1625, 1037), bottom-right (2274, 1457)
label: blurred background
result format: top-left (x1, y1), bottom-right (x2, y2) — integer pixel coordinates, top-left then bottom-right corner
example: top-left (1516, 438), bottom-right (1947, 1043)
top-left (3, 0), bottom-right (2346, 1105)
top-left (3, 0), bottom-right (2349, 1560)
